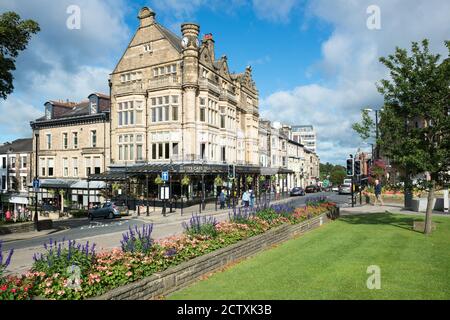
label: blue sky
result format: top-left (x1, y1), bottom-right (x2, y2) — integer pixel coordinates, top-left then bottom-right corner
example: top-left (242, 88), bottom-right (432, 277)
top-left (1, 0), bottom-right (449, 165)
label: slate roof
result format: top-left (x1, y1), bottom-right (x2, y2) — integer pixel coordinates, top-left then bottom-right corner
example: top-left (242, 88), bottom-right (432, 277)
top-left (0, 138), bottom-right (33, 154)
top-left (155, 23), bottom-right (182, 52)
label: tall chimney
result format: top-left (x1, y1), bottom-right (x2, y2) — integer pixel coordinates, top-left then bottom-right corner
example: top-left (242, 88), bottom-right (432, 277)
top-left (202, 33), bottom-right (215, 61)
top-left (138, 7), bottom-right (155, 28)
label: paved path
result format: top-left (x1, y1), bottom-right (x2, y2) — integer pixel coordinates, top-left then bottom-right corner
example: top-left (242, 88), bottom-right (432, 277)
top-left (1, 192), bottom-right (350, 276)
top-left (340, 203), bottom-right (450, 217)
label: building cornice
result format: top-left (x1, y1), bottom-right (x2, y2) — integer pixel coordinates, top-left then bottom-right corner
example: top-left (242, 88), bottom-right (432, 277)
top-left (30, 112), bottom-right (110, 130)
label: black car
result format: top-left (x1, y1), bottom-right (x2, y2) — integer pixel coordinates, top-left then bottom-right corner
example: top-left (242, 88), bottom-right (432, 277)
top-left (88, 202), bottom-right (122, 220)
top-left (290, 187), bottom-right (305, 196)
top-left (305, 185), bottom-right (320, 193)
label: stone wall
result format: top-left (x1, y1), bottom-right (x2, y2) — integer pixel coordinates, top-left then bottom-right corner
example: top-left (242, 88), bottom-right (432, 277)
top-left (0, 219), bottom-right (53, 235)
top-left (91, 210), bottom-right (337, 300)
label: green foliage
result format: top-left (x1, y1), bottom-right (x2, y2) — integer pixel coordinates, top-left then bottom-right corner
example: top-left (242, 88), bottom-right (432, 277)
top-left (214, 175), bottom-right (223, 186)
top-left (255, 208), bottom-right (279, 222)
top-left (181, 175), bottom-right (190, 186)
top-left (32, 240), bottom-right (95, 276)
top-left (0, 11), bottom-right (40, 99)
top-left (246, 176), bottom-right (253, 184)
top-left (352, 109), bottom-right (375, 141)
top-left (154, 175), bottom-right (164, 185)
top-left (320, 162), bottom-right (346, 186)
top-left (377, 39), bottom-right (450, 186)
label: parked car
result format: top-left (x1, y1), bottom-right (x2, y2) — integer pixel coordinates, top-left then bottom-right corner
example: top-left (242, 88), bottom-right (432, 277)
top-left (290, 187), bottom-right (305, 196)
top-left (331, 186), bottom-right (339, 192)
top-left (305, 185), bottom-right (320, 193)
top-left (88, 202), bottom-right (122, 220)
top-left (338, 183), bottom-right (352, 195)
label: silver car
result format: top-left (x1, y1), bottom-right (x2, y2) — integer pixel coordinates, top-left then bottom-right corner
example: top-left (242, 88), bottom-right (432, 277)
top-left (338, 183), bottom-right (352, 195)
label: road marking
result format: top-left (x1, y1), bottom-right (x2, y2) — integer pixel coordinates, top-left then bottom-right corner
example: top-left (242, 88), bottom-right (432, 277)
top-left (80, 220), bottom-right (129, 230)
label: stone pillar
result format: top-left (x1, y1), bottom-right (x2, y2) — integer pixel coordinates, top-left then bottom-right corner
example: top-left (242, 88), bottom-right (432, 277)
top-left (181, 23), bottom-right (200, 161)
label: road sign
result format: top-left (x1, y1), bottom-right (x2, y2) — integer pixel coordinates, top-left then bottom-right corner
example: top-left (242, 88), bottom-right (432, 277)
top-left (161, 171), bottom-right (169, 182)
top-left (322, 179), bottom-right (329, 188)
top-left (160, 186), bottom-right (170, 200)
top-left (32, 178), bottom-right (40, 191)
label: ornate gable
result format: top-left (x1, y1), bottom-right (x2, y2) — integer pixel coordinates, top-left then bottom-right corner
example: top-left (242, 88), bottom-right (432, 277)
top-left (240, 66), bottom-right (257, 92)
top-left (199, 45), bottom-right (214, 68)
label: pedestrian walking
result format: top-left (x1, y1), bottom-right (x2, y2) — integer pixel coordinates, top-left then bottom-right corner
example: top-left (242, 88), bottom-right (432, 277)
top-left (249, 188), bottom-right (255, 208)
top-left (5, 209), bottom-right (11, 221)
top-left (242, 190), bottom-right (250, 207)
top-left (219, 189), bottom-right (226, 209)
top-left (373, 179), bottom-right (384, 206)
top-left (276, 184), bottom-right (281, 200)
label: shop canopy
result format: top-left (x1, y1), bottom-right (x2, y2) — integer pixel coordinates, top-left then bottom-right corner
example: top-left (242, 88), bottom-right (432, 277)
top-left (88, 163), bottom-right (293, 181)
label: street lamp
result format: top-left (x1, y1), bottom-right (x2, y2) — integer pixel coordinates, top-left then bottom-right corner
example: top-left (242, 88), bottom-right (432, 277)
top-left (34, 132), bottom-right (40, 231)
top-left (201, 159), bottom-right (206, 211)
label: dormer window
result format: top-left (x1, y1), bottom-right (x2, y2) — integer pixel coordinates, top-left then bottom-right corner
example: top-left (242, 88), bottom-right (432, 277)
top-left (45, 105), bottom-right (52, 120)
top-left (90, 102), bottom-right (97, 114)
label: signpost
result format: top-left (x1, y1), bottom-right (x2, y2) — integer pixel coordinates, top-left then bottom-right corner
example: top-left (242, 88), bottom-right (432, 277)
top-left (161, 171), bottom-right (169, 216)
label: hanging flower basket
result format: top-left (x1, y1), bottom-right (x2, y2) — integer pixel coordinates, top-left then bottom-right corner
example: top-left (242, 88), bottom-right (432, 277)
top-left (154, 176), bottom-right (164, 185)
top-left (181, 175), bottom-right (190, 186)
top-left (214, 175), bottom-right (223, 186)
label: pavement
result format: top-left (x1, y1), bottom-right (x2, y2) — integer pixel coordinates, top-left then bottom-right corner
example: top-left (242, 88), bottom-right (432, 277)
top-left (1, 193), bottom-right (310, 276)
top-left (8, 193), bottom-right (444, 276)
top-left (340, 202), bottom-right (450, 217)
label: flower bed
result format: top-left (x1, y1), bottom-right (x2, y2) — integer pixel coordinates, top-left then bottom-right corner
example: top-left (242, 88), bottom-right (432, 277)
top-left (0, 201), bottom-right (338, 300)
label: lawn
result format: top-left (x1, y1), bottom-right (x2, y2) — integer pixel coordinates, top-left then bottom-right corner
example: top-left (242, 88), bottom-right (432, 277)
top-left (168, 213), bottom-right (450, 300)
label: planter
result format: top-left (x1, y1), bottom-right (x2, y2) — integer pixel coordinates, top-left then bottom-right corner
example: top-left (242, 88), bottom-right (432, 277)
top-left (0, 219), bottom-right (53, 235)
top-left (89, 212), bottom-right (334, 300)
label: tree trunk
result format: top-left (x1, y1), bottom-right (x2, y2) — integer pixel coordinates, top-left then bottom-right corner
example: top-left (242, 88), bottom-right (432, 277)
top-left (404, 172), bottom-right (413, 209)
top-left (424, 180), bottom-right (435, 235)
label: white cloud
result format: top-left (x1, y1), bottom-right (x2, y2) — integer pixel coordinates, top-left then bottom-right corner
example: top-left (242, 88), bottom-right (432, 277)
top-left (0, 0), bottom-right (131, 141)
top-left (252, 0), bottom-right (299, 22)
top-left (261, 0), bottom-right (450, 164)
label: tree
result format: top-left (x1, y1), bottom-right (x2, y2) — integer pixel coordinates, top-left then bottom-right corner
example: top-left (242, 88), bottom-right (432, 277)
top-left (320, 162), bottom-right (346, 186)
top-left (376, 39), bottom-right (450, 235)
top-left (351, 109), bottom-right (375, 142)
top-left (0, 11), bottom-right (40, 99)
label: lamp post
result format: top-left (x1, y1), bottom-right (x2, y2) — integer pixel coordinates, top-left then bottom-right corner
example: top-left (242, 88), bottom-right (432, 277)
top-left (34, 132), bottom-right (40, 231)
top-left (201, 159), bottom-right (206, 211)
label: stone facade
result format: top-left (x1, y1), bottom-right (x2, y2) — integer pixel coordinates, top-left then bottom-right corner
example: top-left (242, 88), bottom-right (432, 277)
top-left (0, 139), bottom-right (33, 214)
top-left (29, 93), bottom-right (110, 208)
top-left (109, 7), bottom-right (259, 167)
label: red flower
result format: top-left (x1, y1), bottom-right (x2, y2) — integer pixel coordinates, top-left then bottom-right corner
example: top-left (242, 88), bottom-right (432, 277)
top-left (1, 285), bottom-right (7, 291)
top-left (11, 288), bottom-right (17, 293)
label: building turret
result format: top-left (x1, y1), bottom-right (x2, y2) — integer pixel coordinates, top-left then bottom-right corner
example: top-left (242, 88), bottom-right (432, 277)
top-left (180, 23), bottom-right (200, 161)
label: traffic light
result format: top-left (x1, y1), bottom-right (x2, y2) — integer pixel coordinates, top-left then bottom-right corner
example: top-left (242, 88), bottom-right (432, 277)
top-left (346, 158), bottom-right (353, 176)
top-left (354, 160), bottom-right (361, 176)
top-left (228, 164), bottom-right (235, 179)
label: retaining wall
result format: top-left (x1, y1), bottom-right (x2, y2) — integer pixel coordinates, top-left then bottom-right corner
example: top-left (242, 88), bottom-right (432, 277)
top-left (91, 209), bottom-right (338, 300)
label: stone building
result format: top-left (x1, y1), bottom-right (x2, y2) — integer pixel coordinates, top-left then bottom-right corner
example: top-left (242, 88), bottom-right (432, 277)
top-left (29, 93), bottom-right (110, 209)
top-left (90, 7), bottom-right (262, 206)
top-left (292, 125), bottom-right (316, 152)
top-left (109, 7), bottom-right (259, 166)
top-left (0, 139), bottom-right (33, 216)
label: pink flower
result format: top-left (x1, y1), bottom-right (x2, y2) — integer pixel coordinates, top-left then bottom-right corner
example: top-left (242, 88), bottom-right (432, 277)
top-left (125, 271), bottom-right (133, 277)
top-left (57, 290), bottom-right (65, 296)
